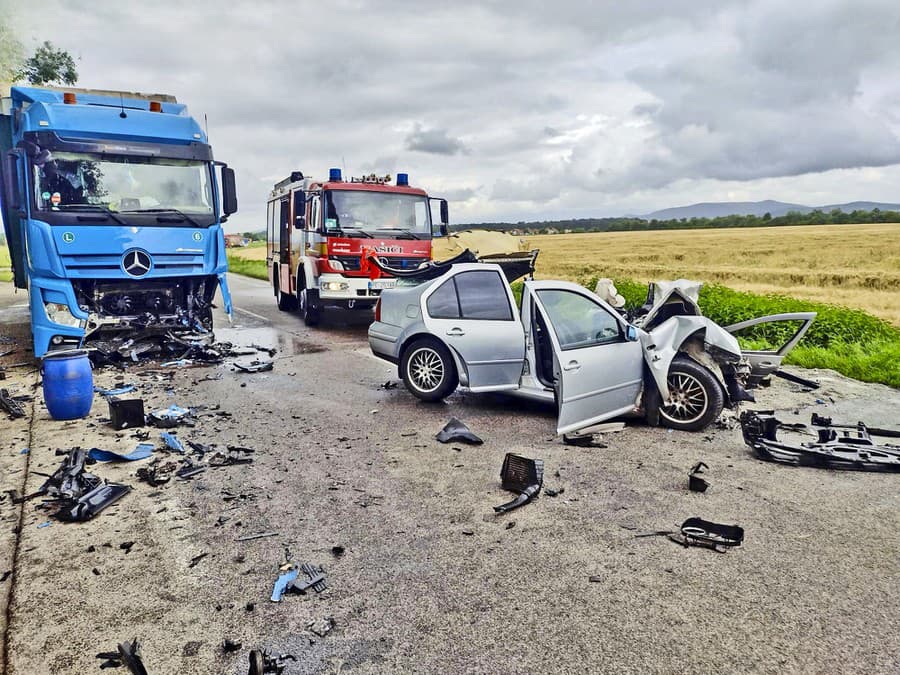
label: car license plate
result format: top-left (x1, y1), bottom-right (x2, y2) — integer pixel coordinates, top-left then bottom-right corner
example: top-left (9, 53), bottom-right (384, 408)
top-left (368, 280), bottom-right (396, 290)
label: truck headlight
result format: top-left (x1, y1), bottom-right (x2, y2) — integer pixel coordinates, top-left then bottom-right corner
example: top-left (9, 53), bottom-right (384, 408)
top-left (44, 302), bottom-right (85, 328)
top-left (321, 282), bottom-right (349, 291)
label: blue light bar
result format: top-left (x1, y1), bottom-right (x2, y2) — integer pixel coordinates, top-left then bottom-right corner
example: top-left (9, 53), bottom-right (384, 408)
top-left (396, 173), bottom-right (409, 186)
top-left (329, 168), bottom-right (342, 181)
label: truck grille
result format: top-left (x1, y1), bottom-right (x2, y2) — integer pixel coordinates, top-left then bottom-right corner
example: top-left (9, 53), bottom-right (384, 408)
top-left (60, 252), bottom-right (206, 279)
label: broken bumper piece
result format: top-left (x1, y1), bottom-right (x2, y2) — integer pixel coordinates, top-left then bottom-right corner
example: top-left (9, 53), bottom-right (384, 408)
top-left (57, 482), bottom-right (131, 522)
top-left (674, 517), bottom-right (744, 550)
top-left (740, 411), bottom-right (900, 471)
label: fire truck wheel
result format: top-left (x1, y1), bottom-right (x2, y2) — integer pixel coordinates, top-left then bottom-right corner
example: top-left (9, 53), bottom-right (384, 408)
top-left (401, 338), bottom-right (458, 402)
top-left (275, 276), bottom-right (298, 311)
top-left (299, 287), bottom-right (321, 326)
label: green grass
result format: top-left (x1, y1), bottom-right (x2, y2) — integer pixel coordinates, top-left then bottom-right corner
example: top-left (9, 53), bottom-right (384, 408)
top-left (227, 254), bottom-right (268, 281)
top-left (582, 276), bottom-right (900, 388)
top-left (0, 244), bottom-right (11, 283)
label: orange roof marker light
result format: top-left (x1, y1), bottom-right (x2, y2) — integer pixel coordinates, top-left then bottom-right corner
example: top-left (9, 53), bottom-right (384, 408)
top-left (149, 101), bottom-right (162, 112)
top-left (63, 92), bottom-right (77, 104)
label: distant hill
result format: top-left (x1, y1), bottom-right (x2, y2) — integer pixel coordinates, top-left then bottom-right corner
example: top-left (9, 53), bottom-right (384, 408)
top-left (644, 200), bottom-right (900, 220)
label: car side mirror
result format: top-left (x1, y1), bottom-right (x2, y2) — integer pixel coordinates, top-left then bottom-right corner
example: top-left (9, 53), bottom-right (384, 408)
top-left (625, 325), bottom-right (638, 342)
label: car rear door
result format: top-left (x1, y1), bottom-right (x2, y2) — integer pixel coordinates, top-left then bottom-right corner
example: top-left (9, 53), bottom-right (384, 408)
top-left (528, 283), bottom-right (644, 434)
top-left (422, 267), bottom-right (525, 391)
top-left (724, 312), bottom-right (816, 382)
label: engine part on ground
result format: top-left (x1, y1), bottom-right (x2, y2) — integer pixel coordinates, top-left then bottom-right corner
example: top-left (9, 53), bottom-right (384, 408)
top-left (108, 398), bottom-right (146, 430)
top-left (773, 370), bottom-right (820, 389)
top-left (494, 453), bottom-right (544, 514)
top-left (741, 410), bottom-right (900, 471)
top-left (248, 649), bottom-right (297, 675)
top-left (435, 417), bottom-right (483, 445)
top-left (688, 462), bottom-right (710, 492)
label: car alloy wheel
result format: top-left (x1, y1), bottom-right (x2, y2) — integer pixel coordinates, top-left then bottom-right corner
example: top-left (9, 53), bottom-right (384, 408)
top-left (660, 371), bottom-right (709, 426)
top-left (408, 346), bottom-right (445, 393)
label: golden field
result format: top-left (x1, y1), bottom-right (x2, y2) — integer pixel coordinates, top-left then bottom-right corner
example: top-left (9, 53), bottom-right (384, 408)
top-left (529, 223), bottom-right (900, 326)
top-left (227, 223), bottom-right (900, 326)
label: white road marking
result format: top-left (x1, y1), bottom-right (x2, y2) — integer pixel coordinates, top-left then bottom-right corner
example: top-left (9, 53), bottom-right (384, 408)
top-left (233, 306), bottom-right (272, 323)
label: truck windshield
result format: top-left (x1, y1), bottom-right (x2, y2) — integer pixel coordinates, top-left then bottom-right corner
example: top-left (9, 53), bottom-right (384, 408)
top-left (325, 190), bottom-right (431, 239)
top-left (31, 151), bottom-right (213, 216)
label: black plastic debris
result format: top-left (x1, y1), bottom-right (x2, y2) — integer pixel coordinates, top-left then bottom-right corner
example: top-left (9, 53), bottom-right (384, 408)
top-left (289, 562), bottom-right (327, 595)
top-left (674, 517), bottom-right (744, 551)
top-left (108, 398), bottom-right (145, 430)
top-left (234, 359), bottom-right (274, 373)
top-left (493, 453), bottom-right (544, 514)
top-left (40, 449), bottom-right (102, 498)
top-left (773, 369), bottom-right (820, 389)
top-left (740, 410), bottom-right (900, 471)
top-left (176, 461), bottom-right (206, 479)
top-left (0, 388), bottom-right (26, 418)
top-left (222, 638), bottom-right (242, 653)
top-left (435, 417), bottom-right (483, 445)
top-left (57, 483), bottom-right (131, 522)
top-left (96, 638), bottom-right (149, 674)
top-left (563, 433), bottom-right (607, 448)
top-left (379, 380), bottom-right (398, 390)
top-left (688, 462), bottom-right (710, 492)
top-left (811, 412), bottom-right (900, 439)
top-left (248, 650), bottom-right (297, 675)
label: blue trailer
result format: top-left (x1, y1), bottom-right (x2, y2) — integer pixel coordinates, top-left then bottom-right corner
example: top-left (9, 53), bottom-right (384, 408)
top-left (0, 86), bottom-right (237, 356)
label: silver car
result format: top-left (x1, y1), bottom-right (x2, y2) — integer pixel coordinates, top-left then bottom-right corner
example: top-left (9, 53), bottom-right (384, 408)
top-left (368, 263), bottom-right (805, 433)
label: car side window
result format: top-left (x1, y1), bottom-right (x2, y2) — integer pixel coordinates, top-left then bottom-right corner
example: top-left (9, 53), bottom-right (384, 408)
top-left (426, 279), bottom-right (460, 319)
top-left (455, 270), bottom-right (514, 320)
top-left (535, 289), bottom-right (622, 349)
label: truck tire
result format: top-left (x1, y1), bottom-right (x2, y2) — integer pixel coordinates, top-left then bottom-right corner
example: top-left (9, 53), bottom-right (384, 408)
top-left (275, 274), bottom-right (297, 311)
top-left (297, 274), bottom-right (321, 326)
top-left (649, 356), bottom-right (724, 432)
top-left (400, 338), bottom-right (458, 402)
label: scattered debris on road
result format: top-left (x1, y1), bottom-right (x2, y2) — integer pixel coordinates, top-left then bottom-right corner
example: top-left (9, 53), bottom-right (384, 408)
top-left (435, 417), bottom-right (483, 445)
top-left (741, 410), bottom-right (900, 471)
top-left (108, 398), bottom-right (146, 430)
top-left (233, 359), bottom-right (274, 373)
top-left (688, 462), bottom-right (710, 492)
top-left (674, 517), bottom-right (744, 551)
top-left (95, 637), bottom-right (149, 674)
top-left (0, 387), bottom-right (27, 418)
top-left (773, 370), bottom-right (820, 389)
top-left (88, 444), bottom-right (154, 462)
top-left (494, 453), bottom-right (544, 514)
top-left (248, 649), bottom-right (296, 675)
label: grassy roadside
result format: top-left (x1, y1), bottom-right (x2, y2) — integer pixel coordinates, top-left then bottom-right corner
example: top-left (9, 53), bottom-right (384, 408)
top-left (0, 244), bottom-right (11, 283)
top-left (227, 254), bottom-right (268, 281)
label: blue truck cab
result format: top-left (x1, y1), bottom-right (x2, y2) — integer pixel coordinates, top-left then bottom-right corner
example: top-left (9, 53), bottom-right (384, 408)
top-left (0, 86), bottom-right (237, 356)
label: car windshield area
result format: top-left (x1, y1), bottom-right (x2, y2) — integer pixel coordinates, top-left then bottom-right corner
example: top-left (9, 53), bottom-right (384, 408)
top-left (324, 190), bottom-right (432, 239)
top-left (31, 151), bottom-right (213, 216)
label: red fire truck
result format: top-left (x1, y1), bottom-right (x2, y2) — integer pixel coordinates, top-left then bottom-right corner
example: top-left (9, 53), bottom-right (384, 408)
top-left (266, 169), bottom-right (448, 325)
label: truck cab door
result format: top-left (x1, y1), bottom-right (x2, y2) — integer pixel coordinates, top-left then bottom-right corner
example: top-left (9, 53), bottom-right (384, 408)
top-left (528, 283), bottom-right (643, 435)
top-left (422, 267), bottom-right (525, 391)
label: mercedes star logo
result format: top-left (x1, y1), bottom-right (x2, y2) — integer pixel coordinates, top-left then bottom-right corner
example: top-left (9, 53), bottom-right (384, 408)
top-left (122, 249), bottom-right (152, 277)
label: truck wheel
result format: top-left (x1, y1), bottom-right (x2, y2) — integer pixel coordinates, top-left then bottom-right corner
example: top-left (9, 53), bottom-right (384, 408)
top-left (275, 276), bottom-right (297, 311)
top-left (298, 277), bottom-right (321, 326)
top-left (653, 356), bottom-right (723, 432)
top-left (401, 338), bottom-right (458, 402)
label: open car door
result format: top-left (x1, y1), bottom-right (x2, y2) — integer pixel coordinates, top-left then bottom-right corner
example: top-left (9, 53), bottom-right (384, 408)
top-left (724, 312), bottom-right (816, 383)
top-left (528, 282), bottom-right (644, 435)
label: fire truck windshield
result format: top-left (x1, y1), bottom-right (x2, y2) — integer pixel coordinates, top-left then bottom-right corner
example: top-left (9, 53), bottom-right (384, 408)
top-left (325, 190), bottom-right (432, 239)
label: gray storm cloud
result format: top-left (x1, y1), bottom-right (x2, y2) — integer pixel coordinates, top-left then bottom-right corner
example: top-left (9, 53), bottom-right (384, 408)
top-left (12, 0), bottom-right (900, 228)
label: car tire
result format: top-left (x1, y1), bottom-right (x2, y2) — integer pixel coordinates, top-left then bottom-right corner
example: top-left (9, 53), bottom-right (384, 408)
top-left (401, 338), bottom-right (458, 402)
top-left (297, 275), bottom-right (321, 326)
top-left (652, 356), bottom-right (724, 432)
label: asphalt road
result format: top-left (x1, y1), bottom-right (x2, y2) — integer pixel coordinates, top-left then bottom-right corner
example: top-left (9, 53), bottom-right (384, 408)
top-left (1, 274), bottom-right (899, 674)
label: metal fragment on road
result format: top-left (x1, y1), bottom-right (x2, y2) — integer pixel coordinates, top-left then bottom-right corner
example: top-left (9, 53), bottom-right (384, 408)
top-left (435, 417), bottom-right (483, 445)
top-left (237, 532), bottom-right (278, 542)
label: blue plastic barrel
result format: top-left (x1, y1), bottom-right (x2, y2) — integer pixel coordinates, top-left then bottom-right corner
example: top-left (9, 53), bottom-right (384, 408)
top-left (42, 349), bottom-right (94, 420)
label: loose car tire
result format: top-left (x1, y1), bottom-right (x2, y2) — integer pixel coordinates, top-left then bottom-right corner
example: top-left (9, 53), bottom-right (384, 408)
top-left (654, 356), bottom-right (723, 431)
top-left (401, 338), bottom-right (458, 402)
top-left (298, 277), bottom-right (321, 326)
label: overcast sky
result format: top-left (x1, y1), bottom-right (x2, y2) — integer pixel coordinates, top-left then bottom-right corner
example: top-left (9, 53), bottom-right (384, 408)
top-left (9, 0), bottom-right (900, 232)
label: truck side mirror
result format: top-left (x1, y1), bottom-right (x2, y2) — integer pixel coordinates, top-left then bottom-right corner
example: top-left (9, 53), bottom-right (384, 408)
top-left (220, 166), bottom-right (238, 218)
top-left (4, 150), bottom-right (22, 212)
top-left (439, 199), bottom-right (449, 225)
top-left (293, 190), bottom-right (306, 228)
top-left (439, 224), bottom-right (449, 237)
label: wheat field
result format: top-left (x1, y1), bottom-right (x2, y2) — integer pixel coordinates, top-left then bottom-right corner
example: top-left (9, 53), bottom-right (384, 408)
top-left (527, 223), bottom-right (900, 326)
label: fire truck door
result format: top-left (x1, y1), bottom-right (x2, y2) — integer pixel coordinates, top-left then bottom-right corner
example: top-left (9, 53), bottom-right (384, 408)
top-left (279, 196), bottom-right (291, 263)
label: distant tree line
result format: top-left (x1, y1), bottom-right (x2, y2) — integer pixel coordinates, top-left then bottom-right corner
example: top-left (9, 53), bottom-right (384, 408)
top-left (457, 208), bottom-right (900, 234)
